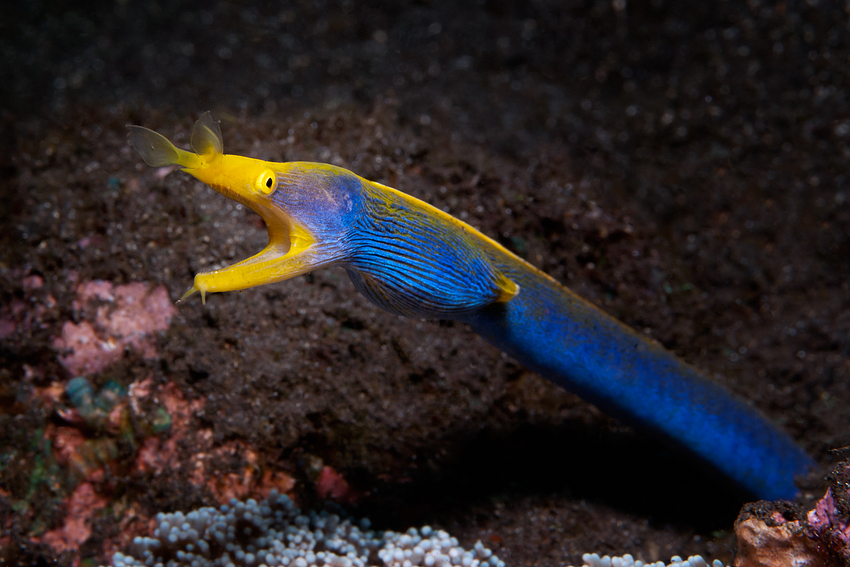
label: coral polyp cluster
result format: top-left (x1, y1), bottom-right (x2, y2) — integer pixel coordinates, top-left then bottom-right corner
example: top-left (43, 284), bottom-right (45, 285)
top-left (110, 491), bottom-right (505, 567)
top-left (573, 553), bottom-right (725, 567)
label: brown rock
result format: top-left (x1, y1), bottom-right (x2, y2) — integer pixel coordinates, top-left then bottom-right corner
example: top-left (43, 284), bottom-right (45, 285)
top-left (734, 517), bottom-right (823, 567)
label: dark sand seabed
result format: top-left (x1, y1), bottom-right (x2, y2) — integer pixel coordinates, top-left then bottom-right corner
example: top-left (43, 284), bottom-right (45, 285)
top-left (1, 0), bottom-right (849, 565)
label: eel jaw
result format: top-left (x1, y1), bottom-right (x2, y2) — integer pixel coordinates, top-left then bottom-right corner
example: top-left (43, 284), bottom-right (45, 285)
top-left (180, 206), bottom-right (317, 304)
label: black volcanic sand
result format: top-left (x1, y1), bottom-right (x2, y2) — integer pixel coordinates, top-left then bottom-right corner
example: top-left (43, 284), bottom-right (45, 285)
top-left (1, 0), bottom-right (849, 565)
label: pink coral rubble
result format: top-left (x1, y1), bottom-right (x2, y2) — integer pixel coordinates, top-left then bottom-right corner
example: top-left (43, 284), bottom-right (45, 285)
top-left (39, 482), bottom-right (107, 554)
top-left (316, 465), bottom-right (362, 504)
top-left (54, 281), bottom-right (176, 375)
top-left (806, 487), bottom-right (850, 545)
top-left (55, 321), bottom-right (121, 376)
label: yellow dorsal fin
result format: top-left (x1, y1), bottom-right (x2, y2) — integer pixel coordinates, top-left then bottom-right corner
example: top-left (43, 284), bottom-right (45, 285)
top-left (191, 111), bottom-right (223, 157)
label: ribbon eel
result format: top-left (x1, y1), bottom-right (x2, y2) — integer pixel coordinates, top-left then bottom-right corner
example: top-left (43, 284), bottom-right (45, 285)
top-left (129, 112), bottom-right (814, 500)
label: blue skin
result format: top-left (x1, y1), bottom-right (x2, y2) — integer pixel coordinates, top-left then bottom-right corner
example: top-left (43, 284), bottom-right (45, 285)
top-left (466, 258), bottom-right (813, 501)
top-left (266, 164), bottom-right (815, 501)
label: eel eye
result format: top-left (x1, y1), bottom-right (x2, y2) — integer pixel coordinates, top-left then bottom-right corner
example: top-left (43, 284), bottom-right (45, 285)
top-left (257, 170), bottom-right (277, 195)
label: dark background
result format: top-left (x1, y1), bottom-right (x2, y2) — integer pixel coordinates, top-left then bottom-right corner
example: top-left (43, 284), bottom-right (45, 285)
top-left (1, 0), bottom-right (848, 565)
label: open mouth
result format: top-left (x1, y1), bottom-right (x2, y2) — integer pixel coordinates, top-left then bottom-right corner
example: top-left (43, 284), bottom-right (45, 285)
top-left (180, 202), bottom-right (317, 303)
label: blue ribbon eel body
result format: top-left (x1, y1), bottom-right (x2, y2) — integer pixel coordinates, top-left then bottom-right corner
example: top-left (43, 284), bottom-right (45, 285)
top-left (129, 113), bottom-right (815, 501)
